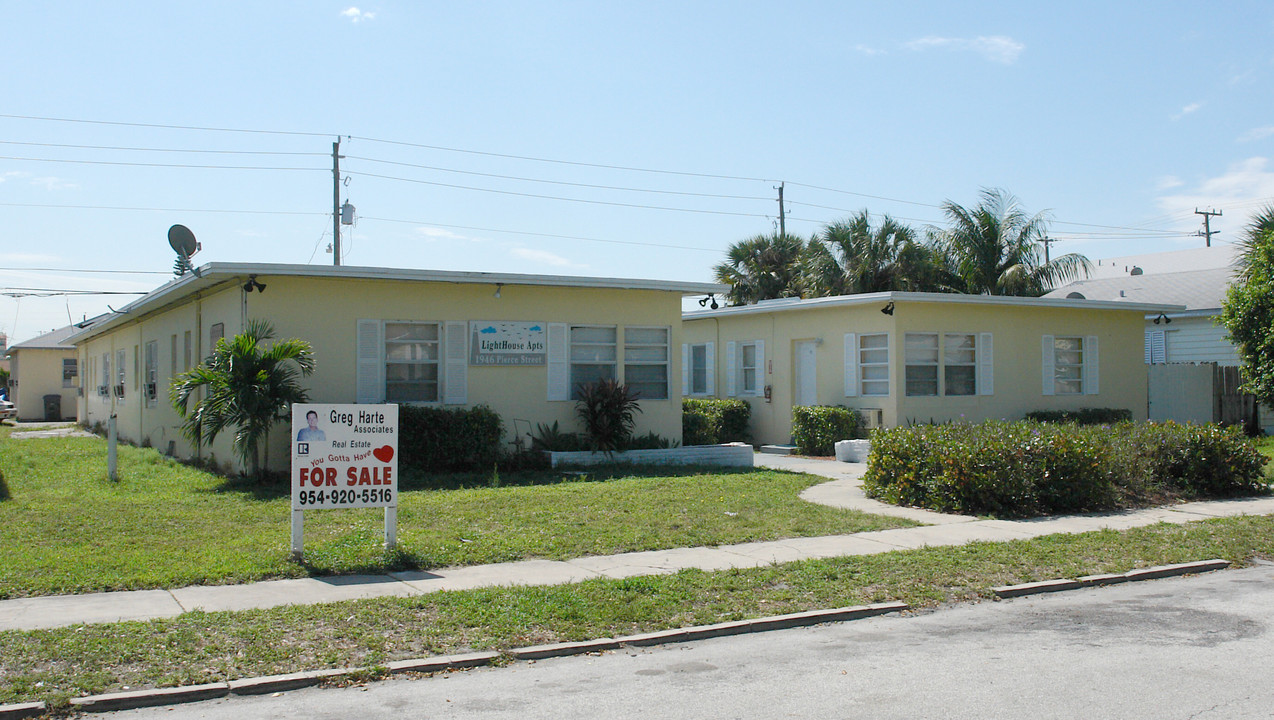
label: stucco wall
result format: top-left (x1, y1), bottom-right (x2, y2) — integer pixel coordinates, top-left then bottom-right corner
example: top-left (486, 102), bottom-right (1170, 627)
top-left (10, 347), bottom-right (78, 421)
top-left (78, 274), bottom-right (687, 474)
top-left (683, 299), bottom-right (1151, 446)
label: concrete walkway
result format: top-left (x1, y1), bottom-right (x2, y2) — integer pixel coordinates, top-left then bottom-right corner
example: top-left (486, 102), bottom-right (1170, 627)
top-left (4, 454), bottom-right (1274, 632)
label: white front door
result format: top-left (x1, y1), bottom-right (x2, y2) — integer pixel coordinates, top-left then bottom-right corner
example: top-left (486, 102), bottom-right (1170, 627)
top-left (795, 341), bottom-right (818, 407)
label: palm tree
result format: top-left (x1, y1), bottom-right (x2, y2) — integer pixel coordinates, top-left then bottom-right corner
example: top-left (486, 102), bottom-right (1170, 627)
top-left (805, 210), bottom-right (957, 295)
top-left (1235, 204), bottom-right (1274, 281)
top-left (171, 319), bottom-right (315, 479)
top-left (941, 188), bottom-right (1090, 296)
top-left (713, 232), bottom-right (808, 306)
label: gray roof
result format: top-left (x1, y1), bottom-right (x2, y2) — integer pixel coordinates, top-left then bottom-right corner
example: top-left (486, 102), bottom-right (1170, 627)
top-left (1086, 244), bottom-right (1239, 279)
top-left (1044, 267), bottom-right (1233, 313)
top-left (6, 325), bottom-right (80, 352)
top-left (685, 290), bottom-right (1182, 320)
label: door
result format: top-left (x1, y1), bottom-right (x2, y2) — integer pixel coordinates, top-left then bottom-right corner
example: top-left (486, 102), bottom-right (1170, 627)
top-left (794, 341), bottom-right (818, 407)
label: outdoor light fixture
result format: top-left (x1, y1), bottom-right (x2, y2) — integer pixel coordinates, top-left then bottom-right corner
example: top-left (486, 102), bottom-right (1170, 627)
top-left (1153, 313), bottom-right (1171, 325)
top-left (698, 294), bottom-right (719, 309)
top-left (243, 275), bottom-right (267, 293)
top-left (881, 301), bottom-right (895, 316)
top-left (494, 283), bottom-right (503, 299)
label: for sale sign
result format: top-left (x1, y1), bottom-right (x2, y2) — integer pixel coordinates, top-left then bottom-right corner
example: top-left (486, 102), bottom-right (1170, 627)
top-left (291, 403), bottom-right (398, 510)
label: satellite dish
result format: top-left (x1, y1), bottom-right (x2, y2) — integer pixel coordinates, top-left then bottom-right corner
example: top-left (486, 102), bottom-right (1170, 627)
top-left (168, 224), bottom-right (199, 258)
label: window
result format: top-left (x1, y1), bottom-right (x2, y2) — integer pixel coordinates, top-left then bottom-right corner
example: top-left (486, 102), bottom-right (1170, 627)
top-left (100, 353), bottom-right (110, 396)
top-left (624, 327), bottom-right (669, 400)
top-left (570, 326), bottom-right (616, 399)
top-left (133, 345), bottom-right (139, 390)
top-left (210, 323), bottom-right (225, 345)
top-left (688, 342), bottom-right (710, 395)
top-left (62, 358), bottom-right (77, 388)
top-left (943, 334), bottom-right (977, 396)
top-left (115, 349), bottom-right (126, 399)
top-left (858, 333), bottom-right (889, 396)
top-left (183, 331), bottom-right (192, 370)
top-left (384, 322), bottom-right (440, 402)
top-left (1053, 336), bottom-right (1084, 395)
top-left (904, 333), bottom-right (939, 396)
top-left (171, 334), bottom-right (178, 377)
top-left (740, 342), bottom-right (760, 395)
top-left (144, 341), bottom-right (158, 402)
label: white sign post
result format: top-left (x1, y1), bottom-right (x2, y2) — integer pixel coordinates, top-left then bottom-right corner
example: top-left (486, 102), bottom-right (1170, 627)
top-left (290, 403), bottom-right (399, 561)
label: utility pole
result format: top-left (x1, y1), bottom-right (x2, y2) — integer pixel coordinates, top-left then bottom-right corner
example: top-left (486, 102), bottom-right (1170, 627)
top-left (332, 140), bottom-right (344, 266)
top-left (1042, 235), bottom-right (1054, 264)
top-left (1195, 207), bottom-right (1222, 247)
top-left (777, 182), bottom-right (786, 237)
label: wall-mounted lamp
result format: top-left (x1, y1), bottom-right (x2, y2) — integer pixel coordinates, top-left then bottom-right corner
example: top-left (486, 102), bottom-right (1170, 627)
top-left (494, 283), bottom-right (503, 299)
top-left (698, 293), bottom-right (719, 310)
top-left (880, 301), bottom-right (895, 316)
top-left (1153, 313), bottom-right (1171, 325)
top-left (243, 275), bottom-right (267, 293)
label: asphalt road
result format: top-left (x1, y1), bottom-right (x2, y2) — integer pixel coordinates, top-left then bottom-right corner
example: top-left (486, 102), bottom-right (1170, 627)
top-left (107, 562), bottom-right (1274, 719)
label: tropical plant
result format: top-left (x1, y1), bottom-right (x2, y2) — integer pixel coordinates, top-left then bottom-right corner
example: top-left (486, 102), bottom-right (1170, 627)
top-left (170, 319), bottom-right (315, 479)
top-left (713, 232), bottom-right (808, 306)
top-left (1221, 215), bottom-right (1274, 409)
top-left (804, 210), bottom-right (956, 295)
top-left (940, 188), bottom-right (1090, 296)
top-left (574, 379), bottom-right (642, 452)
top-left (1234, 204), bottom-right (1274, 281)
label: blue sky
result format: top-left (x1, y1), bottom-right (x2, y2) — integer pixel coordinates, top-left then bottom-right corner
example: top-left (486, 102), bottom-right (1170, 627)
top-left (3, 2), bottom-right (1273, 343)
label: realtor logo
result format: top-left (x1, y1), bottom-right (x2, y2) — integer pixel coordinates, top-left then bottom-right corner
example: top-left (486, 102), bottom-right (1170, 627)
top-left (297, 442), bottom-right (310, 456)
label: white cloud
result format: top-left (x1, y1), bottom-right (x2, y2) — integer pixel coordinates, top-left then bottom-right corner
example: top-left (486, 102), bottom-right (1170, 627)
top-left (1155, 157), bottom-right (1274, 232)
top-left (0, 252), bottom-right (60, 263)
top-left (510, 248), bottom-right (580, 268)
top-left (415, 226), bottom-right (474, 242)
top-left (0, 171), bottom-right (29, 183)
top-left (904, 35), bottom-right (1024, 64)
top-left (341, 7), bottom-right (375, 22)
top-left (30, 176), bottom-right (76, 191)
top-left (1171, 102), bottom-right (1202, 121)
top-left (853, 44), bottom-right (884, 56)
top-left (1155, 175), bottom-right (1184, 190)
top-left (1239, 126), bottom-right (1274, 143)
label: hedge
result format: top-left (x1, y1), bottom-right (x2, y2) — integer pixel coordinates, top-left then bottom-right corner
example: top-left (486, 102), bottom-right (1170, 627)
top-left (1023, 408), bottom-right (1133, 425)
top-left (682, 398), bottom-right (751, 446)
top-left (862, 420), bottom-right (1268, 518)
top-left (791, 406), bottom-right (861, 456)
top-left (399, 404), bottom-right (503, 473)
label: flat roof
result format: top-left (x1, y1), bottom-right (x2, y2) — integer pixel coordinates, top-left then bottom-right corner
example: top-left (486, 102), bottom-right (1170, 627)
top-left (68, 262), bottom-right (727, 344)
top-left (683, 291), bottom-right (1184, 320)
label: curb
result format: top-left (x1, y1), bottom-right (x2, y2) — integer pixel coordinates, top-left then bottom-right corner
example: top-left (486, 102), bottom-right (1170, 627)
top-left (993, 559), bottom-right (1231, 599)
top-left (508, 602), bottom-right (909, 660)
top-left (49, 603), bottom-right (910, 714)
top-left (0, 703), bottom-right (46, 720)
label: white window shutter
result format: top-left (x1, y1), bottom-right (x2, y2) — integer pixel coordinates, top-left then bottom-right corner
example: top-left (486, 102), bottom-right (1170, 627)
top-left (1145, 330), bottom-right (1165, 364)
top-left (443, 321), bottom-right (468, 405)
top-left (548, 323), bottom-right (569, 401)
top-left (1085, 335), bottom-right (1099, 395)
top-left (705, 341), bottom-right (715, 396)
top-left (1041, 335), bottom-right (1055, 396)
top-left (726, 341), bottom-right (737, 397)
top-left (978, 332), bottom-right (994, 396)
top-left (754, 340), bottom-right (765, 397)
top-left (681, 343), bottom-right (689, 396)
top-left (843, 333), bottom-right (858, 397)
top-left (356, 319), bottom-right (384, 404)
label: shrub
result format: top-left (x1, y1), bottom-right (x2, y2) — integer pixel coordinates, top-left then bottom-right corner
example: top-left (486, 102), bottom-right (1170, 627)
top-left (575, 379), bottom-right (641, 452)
top-left (624, 431), bottom-right (679, 450)
top-left (1024, 408), bottom-right (1133, 425)
top-left (529, 421), bottom-right (585, 452)
top-left (863, 419), bottom-right (1269, 517)
top-left (0, 468), bottom-right (9, 502)
top-left (399, 404), bottom-right (503, 473)
top-left (682, 398), bottom-right (751, 446)
top-left (792, 406), bottom-right (861, 456)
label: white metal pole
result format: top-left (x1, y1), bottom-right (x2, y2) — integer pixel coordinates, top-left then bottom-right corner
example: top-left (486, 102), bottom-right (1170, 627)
top-left (107, 413), bottom-right (118, 481)
top-left (384, 506), bottom-right (397, 550)
top-left (291, 509), bottom-right (304, 561)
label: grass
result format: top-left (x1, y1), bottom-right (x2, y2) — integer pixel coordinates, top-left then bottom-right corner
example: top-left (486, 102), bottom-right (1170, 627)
top-left (0, 426), bottom-right (914, 599)
top-left (2, 514), bottom-right (1272, 709)
top-left (1253, 435), bottom-right (1274, 472)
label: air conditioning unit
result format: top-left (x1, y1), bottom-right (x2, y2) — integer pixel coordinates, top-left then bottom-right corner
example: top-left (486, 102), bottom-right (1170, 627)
top-left (145, 383), bottom-right (158, 401)
top-left (858, 408), bottom-right (884, 429)
top-left (97, 385), bottom-right (109, 397)
top-left (112, 384), bottom-right (126, 399)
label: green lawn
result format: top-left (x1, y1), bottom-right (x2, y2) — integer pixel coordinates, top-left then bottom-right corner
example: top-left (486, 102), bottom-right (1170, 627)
top-left (3, 514), bottom-right (1273, 709)
top-left (0, 426), bottom-right (914, 598)
top-left (1254, 435), bottom-right (1274, 472)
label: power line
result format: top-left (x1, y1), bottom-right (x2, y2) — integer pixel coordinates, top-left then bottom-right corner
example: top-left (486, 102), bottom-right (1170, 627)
top-left (0, 113), bottom-right (332, 138)
top-left (0, 267), bottom-right (169, 275)
top-left (1, 287), bottom-right (148, 297)
top-left (0, 140), bottom-right (325, 156)
top-left (344, 155), bottom-right (771, 201)
top-left (0, 155), bottom-right (322, 172)
top-left (347, 171), bottom-right (775, 219)
top-left (0, 202), bottom-right (325, 217)
top-left (785, 181), bottom-right (943, 209)
top-left (358, 216), bottom-right (722, 253)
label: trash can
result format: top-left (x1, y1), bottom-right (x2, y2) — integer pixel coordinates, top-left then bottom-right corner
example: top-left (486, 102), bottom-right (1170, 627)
top-left (43, 394), bottom-right (61, 422)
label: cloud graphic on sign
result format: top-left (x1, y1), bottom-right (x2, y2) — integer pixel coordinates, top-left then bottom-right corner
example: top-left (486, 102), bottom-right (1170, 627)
top-left (529, 325), bottom-right (542, 332)
top-left (480, 326), bottom-right (497, 334)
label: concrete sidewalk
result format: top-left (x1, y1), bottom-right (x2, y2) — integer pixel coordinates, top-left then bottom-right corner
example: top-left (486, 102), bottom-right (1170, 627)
top-left (4, 454), bottom-right (1273, 632)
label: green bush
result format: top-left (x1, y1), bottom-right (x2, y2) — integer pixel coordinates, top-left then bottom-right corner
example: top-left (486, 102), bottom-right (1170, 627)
top-left (863, 420), bottom-right (1269, 518)
top-left (0, 468), bottom-right (8, 502)
top-left (792, 405), bottom-right (861, 456)
top-left (1024, 408), bottom-right (1133, 425)
top-left (682, 398), bottom-right (751, 446)
top-left (399, 404), bottom-right (503, 473)
top-left (576, 379), bottom-right (642, 452)
top-left (529, 421), bottom-right (586, 452)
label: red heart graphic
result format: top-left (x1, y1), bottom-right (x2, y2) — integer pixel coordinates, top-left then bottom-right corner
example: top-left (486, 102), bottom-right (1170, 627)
top-left (373, 446), bottom-right (394, 463)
